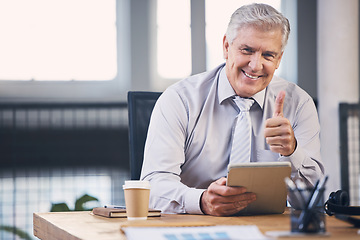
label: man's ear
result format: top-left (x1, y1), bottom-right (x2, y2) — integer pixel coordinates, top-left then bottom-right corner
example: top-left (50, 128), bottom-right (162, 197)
top-left (223, 35), bottom-right (229, 59)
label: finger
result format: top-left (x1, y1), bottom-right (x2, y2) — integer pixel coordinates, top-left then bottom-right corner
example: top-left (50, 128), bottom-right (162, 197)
top-left (265, 136), bottom-right (284, 149)
top-left (273, 90), bottom-right (285, 117)
top-left (214, 178), bottom-right (246, 194)
top-left (225, 193), bottom-right (257, 214)
top-left (218, 192), bottom-right (256, 204)
top-left (232, 192), bottom-right (257, 203)
top-left (215, 177), bottom-right (227, 186)
top-left (233, 194), bottom-right (257, 208)
top-left (265, 117), bottom-right (289, 129)
top-left (221, 200), bottom-right (251, 215)
top-left (264, 123), bottom-right (292, 138)
top-left (211, 183), bottom-right (247, 197)
top-left (266, 136), bottom-right (296, 156)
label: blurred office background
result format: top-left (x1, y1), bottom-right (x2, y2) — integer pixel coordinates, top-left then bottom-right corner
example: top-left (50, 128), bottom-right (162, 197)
top-left (0, 0), bottom-right (358, 239)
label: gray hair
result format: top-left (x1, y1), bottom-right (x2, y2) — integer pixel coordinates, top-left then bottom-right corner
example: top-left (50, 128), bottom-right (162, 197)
top-left (226, 3), bottom-right (290, 50)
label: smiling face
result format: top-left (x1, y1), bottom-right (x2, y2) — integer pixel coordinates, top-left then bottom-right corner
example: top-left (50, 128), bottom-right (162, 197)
top-left (223, 26), bottom-right (284, 98)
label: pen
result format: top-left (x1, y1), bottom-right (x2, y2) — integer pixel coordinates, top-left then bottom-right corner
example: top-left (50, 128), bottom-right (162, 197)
top-left (304, 178), bottom-right (320, 207)
top-left (307, 175), bottom-right (328, 210)
top-left (104, 205), bottom-right (126, 209)
top-left (284, 177), bottom-right (305, 209)
top-left (295, 179), bottom-right (310, 203)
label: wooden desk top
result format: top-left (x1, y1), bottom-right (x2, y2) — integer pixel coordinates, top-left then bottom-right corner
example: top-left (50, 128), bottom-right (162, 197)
top-left (33, 210), bottom-right (359, 240)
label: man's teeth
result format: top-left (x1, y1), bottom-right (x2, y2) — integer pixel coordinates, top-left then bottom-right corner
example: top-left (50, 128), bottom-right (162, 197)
top-left (244, 71), bottom-right (259, 79)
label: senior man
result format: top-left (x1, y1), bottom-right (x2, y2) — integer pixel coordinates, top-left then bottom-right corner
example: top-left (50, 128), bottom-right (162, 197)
top-left (141, 3), bottom-right (324, 216)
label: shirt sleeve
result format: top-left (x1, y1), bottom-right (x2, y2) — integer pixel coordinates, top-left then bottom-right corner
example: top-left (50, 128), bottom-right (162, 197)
top-left (279, 97), bottom-right (324, 187)
top-left (140, 89), bottom-right (205, 214)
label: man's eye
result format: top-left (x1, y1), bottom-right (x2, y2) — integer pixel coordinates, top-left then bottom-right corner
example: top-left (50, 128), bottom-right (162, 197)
top-left (264, 54), bottom-right (275, 60)
top-left (241, 48), bottom-right (253, 54)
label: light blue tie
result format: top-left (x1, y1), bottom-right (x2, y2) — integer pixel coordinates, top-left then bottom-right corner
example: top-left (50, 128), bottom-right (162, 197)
top-left (229, 97), bottom-right (254, 165)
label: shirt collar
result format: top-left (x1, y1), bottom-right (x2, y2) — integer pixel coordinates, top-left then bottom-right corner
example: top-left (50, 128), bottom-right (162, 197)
top-left (217, 64), bottom-right (265, 109)
top-left (252, 88), bottom-right (265, 109)
top-left (218, 65), bottom-right (235, 104)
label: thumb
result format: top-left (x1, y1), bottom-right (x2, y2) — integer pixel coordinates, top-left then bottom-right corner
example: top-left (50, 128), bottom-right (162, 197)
top-left (216, 177), bottom-right (227, 186)
top-left (273, 90), bottom-right (285, 117)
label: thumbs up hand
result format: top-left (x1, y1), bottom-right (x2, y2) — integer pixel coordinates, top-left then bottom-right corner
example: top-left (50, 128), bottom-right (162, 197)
top-left (264, 91), bottom-right (297, 156)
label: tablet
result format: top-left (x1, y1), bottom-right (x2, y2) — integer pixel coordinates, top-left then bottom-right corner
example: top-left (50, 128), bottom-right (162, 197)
top-left (227, 161), bottom-right (291, 215)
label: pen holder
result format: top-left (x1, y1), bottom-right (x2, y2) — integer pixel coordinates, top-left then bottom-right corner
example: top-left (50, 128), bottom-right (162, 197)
top-left (290, 187), bottom-right (326, 233)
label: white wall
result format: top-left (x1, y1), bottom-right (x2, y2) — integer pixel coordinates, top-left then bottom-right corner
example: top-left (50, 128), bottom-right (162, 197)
top-left (317, 0), bottom-right (359, 197)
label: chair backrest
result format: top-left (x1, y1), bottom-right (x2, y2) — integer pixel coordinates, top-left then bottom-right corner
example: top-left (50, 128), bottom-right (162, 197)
top-left (127, 91), bottom-right (162, 180)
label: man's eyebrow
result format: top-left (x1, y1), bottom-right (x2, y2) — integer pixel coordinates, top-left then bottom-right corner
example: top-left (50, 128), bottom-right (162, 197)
top-left (239, 44), bottom-right (253, 49)
top-left (239, 45), bottom-right (280, 56)
top-left (264, 50), bottom-right (279, 56)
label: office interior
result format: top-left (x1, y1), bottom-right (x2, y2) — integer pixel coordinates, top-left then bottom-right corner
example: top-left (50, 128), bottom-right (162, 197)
top-left (0, 0), bottom-right (359, 239)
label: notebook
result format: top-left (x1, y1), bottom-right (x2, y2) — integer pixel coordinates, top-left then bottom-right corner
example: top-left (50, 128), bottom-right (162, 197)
top-left (227, 161), bottom-right (291, 215)
top-left (92, 207), bottom-right (161, 218)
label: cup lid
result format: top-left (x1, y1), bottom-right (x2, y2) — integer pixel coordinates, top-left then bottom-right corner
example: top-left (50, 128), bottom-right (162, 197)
top-left (123, 180), bottom-right (150, 189)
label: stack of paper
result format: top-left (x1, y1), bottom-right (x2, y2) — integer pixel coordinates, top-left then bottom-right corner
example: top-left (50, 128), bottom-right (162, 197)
top-left (124, 225), bottom-right (270, 240)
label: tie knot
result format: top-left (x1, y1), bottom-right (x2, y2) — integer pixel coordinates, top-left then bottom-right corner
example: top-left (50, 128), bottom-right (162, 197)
top-left (233, 97), bottom-right (254, 112)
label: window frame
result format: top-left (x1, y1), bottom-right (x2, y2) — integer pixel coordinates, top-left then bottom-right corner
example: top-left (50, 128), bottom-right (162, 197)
top-left (0, 0), bottom-right (131, 102)
top-left (150, 0), bottom-right (207, 91)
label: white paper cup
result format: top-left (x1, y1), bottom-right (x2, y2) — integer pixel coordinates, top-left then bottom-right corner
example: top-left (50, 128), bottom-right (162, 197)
top-left (123, 180), bottom-right (150, 220)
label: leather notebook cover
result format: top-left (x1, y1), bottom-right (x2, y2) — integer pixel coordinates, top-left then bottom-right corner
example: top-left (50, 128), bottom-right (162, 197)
top-left (92, 207), bottom-right (161, 218)
top-left (227, 161), bottom-right (291, 215)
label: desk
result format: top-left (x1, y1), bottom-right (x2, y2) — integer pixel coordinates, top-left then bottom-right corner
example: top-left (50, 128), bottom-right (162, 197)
top-left (33, 210), bottom-right (358, 240)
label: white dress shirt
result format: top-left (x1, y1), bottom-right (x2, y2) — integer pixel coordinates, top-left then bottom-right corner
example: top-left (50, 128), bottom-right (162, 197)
top-left (141, 64), bottom-right (324, 214)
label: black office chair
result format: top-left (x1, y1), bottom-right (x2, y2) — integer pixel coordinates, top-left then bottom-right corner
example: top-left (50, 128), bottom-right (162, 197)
top-left (127, 91), bottom-right (162, 180)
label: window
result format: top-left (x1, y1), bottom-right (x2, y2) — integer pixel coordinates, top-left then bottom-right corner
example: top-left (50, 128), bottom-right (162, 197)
top-left (0, 0), bottom-right (117, 81)
top-left (156, 0), bottom-right (191, 79)
top-left (0, 0), bottom-right (130, 100)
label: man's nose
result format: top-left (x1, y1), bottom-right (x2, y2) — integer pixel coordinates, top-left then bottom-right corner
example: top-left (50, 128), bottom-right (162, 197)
top-left (248, 53), bottom-right (263, 72)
